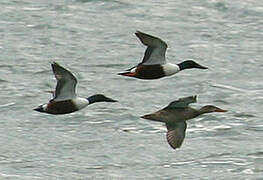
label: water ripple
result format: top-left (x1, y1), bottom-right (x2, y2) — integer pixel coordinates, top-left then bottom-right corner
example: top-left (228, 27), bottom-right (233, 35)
top-left (0, 102), bottom-right (15, 108)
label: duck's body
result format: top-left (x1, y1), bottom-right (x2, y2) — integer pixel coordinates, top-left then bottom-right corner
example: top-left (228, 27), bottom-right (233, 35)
top-left (124, 63), bottom-right (180, 79)
top-left (37, 97), bottom-right (88, 115)
top-left (141, 96), bottom-right (227, 150)
top-left (118, 31), bottom-right (207, 80)
top-left (34, 62), bottom-right (117, 115)
top-left (148, 107), bottom-right (200, 124)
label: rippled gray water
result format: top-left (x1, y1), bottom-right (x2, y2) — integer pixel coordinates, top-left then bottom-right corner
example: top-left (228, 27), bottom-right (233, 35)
top-left (1, 0), bottom-right (263, 179)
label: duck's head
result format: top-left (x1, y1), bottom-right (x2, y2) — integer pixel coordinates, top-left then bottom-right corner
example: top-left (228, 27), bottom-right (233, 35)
top-left (199, 105), bottom-right (227, 114)
top-left (87, 94), bottom-right (118, 104)
top-left (178, 60), bottom-right (208, 70)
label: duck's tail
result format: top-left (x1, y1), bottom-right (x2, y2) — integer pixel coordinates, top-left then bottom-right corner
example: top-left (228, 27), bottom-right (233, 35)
top-left (117, 71), bottom-right (136, 77)
top-left (141, 113), bottom-right (164, 122)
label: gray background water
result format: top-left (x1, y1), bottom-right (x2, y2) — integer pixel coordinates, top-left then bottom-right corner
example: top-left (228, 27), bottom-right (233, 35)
top-left (1, 0), bottom-right (263, 179)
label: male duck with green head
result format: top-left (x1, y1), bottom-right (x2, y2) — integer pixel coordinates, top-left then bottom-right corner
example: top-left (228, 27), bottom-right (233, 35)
top-left (34, 62), bottom-right (117, 115)
top-left (119, 31), bottom-right (208, 79)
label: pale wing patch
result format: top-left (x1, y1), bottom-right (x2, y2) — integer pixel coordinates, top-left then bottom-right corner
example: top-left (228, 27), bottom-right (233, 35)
top-left (142, 46), bottom-right (166, 65)
top-left (55, 79), bottom-right (76, 101)
top-left (166, 121), bottom-right (187, 149)
top-left (135, 31), bottom-right (167, 65)
top-left (52, 63), bottom-right (78, 101)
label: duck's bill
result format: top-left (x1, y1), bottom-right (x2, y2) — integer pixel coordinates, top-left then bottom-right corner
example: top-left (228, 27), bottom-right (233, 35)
top-left (215, 108), bottom-right (227, 112)
top-left (105, 97), bottom-right (118, 102)
top-left (196, 64), bottom-right (208, 69)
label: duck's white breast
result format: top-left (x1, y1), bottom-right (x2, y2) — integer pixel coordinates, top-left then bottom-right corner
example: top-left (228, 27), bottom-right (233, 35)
top-left (72, 97), bottom-right (89, 110)
top-left (162, 63), bottom-right (180, 76)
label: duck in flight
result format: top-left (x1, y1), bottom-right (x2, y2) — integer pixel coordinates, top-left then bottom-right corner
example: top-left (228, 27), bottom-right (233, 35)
top-left (141, 96), bottom-right (227, 150)
top-left (34, 62), bottom-right (117, 115)
top-left (118, 31), bottom-right (208, 79)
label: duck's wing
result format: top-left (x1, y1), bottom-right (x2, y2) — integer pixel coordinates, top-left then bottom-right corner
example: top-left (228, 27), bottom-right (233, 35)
top-left (166, 121), bottom-right (187, 149)
top-left (51, 62), bottom-right (77, 101)
top-left (166, 95), bottom-right (197, 109)
top-left (135, 31), bottom-right (168, 65)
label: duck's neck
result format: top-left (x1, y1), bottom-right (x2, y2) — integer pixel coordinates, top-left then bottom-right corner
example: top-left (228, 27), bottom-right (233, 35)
top-left (186, 108), bottom-right (211, 119)
top-left (86, 95), bottom-right (110, 104)
top-left (181, 108), bottom-right (203, 121)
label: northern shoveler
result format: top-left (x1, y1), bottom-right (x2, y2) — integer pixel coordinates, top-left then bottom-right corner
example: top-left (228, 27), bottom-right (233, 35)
top-left (118, 31), bottom-right (208, 79)
top-left (34, 62), bottom-right (117, 115)
top-left (141, 96), bottom-right (227, 150)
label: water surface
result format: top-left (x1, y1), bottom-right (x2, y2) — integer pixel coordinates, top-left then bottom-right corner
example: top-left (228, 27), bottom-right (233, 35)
top-left (0, 0), bottom-right (263, 179)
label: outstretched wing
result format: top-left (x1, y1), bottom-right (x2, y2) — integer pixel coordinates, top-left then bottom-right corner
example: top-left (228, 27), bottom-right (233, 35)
top-left (51, 62), bottom-right (77, 101)
top-left (166, 121), bottom-right (187, 150)
top-left (166, 95), bottom-right (197, 109)
top-left (135, 31), bottom-right (167, 65)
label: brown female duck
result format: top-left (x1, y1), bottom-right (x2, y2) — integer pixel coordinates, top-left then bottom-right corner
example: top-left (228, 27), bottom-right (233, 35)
top-left (141, 96), bottom-right (227, 150)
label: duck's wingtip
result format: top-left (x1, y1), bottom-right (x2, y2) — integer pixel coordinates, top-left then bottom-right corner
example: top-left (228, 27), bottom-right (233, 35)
top-left (135, 30), bottom-right (141, 34)
top-left (135, 30), bottom-right (144, 37)
top-left (51, 62), bottom-right (59, 68)
top-left (52, 61), bottom-right (59, 65)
